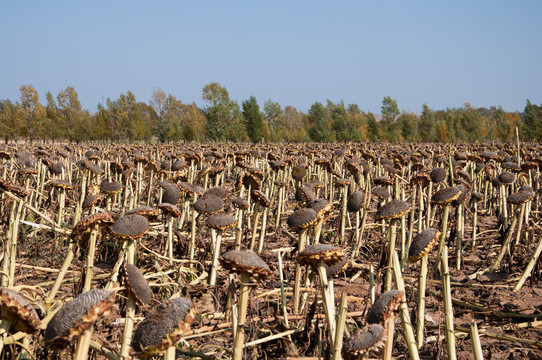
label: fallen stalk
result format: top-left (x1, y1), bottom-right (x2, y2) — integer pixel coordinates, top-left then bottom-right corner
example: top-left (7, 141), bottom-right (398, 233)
top-left (453, 325), bottom-right (542, 350)
top-left (425, 288), bottom-right (542, 319)
top-left (244, 328), bottom-right (302, 347)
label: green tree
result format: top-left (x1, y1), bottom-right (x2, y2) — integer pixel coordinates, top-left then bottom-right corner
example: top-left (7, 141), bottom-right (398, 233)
top-left (72, 110), bottom-right (94, 142)
top-left (308, 101), bottom-right (334, 142)
top-left (44, 92), bottom-right (64, 142)
top-left (202, 82), bottom-right (238, 141)
top-left (242, 96), bottom-right (263, 142)
top-left (18, 85), bottom-right (45, 144)
top-left (106, 91), bottom-right (153, 142)
top-left (106, 92), bottom-right (135, 141)
top-left (263, 100), bottom-right (285, 141)
top-left (57, 86), bottom-right (82, 142)
top-left (533, 103), bottom-right (542, 139)
top-left (94, 103), bottom-right (111, 141)
top-left (149, 88), bottom-right (187, 142)
top-left (161, 95), bottom-right (185, 142)
top-left (398, 111), bottom-right (419, 142)
top-left (330, 101), bottom-right (364, 141)
top-left (329, 101), bottom-right (348, 141)
top-left (440, 109), bottom-right (458, 141)
top-left (0, 100), bottom-right (19, 143)
top-left (523, 99), bottom-right (536, 140)
top-left (227, 102), bottom-right (248, 142)
top-left (149, 87), bottom-right (170, 142)
top-left (366, 112), bottom-right (382, 142)
top-left (381, 96), bottom-right (399, 120)
top-left (381, 96), bottom-right (399, 141)
top-left (458, 103), bottom-right (486, 142)
top-left (419, 104), bottom-right (436, 142)
top-left (118, 92), bottom-right (137, 140)
top-left (491, 106), bottom-right (516, 142)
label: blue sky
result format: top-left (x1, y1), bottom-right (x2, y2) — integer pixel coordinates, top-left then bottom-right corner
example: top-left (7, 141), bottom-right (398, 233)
top-left (1, 1), bottom-right (541, 114)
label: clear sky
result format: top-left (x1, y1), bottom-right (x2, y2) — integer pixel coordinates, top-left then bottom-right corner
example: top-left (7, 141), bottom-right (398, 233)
top-left (1, 1), bottom-right (541, 114)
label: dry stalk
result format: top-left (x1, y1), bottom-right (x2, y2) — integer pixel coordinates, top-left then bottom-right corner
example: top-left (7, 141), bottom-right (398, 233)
top-left (391, 250), bottom-right (420, 360)
top-left (514, 230), bottom-right (542, 292)
top-left (470, 321), bottom-right (483, 360)
top-left (385, 218), bottom-right (399, 291)
top-left (331, 291), bottom-right (347, 360)
top-left (293, 228), bottom-right (308, 315)
top-left (441, 245), bottom-right (457, 360)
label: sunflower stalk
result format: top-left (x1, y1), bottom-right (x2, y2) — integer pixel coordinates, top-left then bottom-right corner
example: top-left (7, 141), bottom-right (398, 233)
top-left (392, 250), bottom-right (420, 360)
top-left (441, 245), bottom-right (457, 360)
top-left (331, 292), bottom-right (348, 360)
top-left (470, 321), bottom-right (483, 360)
top-left (73, 325), bottom-right (94, 360)
top-left (293, 228), bottom-right (308, 315)
top-left (119, 239), bottom-right (137, 359)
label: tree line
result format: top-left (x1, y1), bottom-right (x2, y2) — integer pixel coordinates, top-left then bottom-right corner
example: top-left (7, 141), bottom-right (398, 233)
top-left (1, 83), bottom-right (541, 144)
